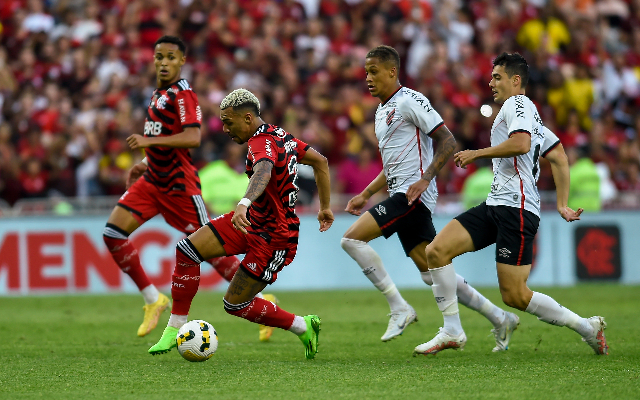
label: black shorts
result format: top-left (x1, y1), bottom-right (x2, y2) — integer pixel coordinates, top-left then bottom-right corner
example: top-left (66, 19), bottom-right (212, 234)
top-left (454, 201), bottom-right (539, 266)
top-left (368, 193), bottom-right (437, 256)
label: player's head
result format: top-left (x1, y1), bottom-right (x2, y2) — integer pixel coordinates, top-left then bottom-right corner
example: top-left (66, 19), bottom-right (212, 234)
top-left (490, 52), bottom-right (529, 103)
top-left (153, 36), bottom-right (186, 86)
top-left (220, 88), bottom-right (262, 144)
top-left (365, 45), bottom-right (401, 100)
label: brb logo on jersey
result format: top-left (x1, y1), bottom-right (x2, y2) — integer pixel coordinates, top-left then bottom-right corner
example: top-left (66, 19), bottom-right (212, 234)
top-left (144, 120), bottom-right (163, 136)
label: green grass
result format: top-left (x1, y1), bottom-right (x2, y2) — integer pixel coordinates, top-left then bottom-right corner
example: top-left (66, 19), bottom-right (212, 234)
top-left (0, 285), bottom-right (638, 399)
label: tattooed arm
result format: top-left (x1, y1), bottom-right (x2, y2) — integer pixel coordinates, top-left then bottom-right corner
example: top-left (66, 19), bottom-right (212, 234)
top-left (232, 160), bottom-right (273, 234)
top-left (405, 125), bottom-right (457, 205)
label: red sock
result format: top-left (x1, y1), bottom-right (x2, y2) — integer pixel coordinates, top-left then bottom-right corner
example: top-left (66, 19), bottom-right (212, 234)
top-left (208, 256), bottom-right (240, 281)
top-left (224, 297), bottom-right (295, 330)
top-left (171, 246), bottom-right (201, 315)
top-left (103, 235), bottom-right (151, 290)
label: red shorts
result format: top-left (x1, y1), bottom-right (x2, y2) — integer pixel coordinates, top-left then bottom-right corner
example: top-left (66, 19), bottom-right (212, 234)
top-left (206, 212), bottom-right (297, 284)
top-left (117, 178), bottom-right (209, 234)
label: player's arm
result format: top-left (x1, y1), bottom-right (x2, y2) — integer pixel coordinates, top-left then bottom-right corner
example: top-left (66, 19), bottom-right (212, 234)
top-left (126, 127), bottom-right (201, 149)
top-left (232, 160), bottom-right (273, 234)
top-left (406, 125), bottom-right (456, 205)
top-left (454, 132), bottom-right (530, 168)
top-left (544, 143), bottom-right (583, 222)
top-left (345, 170), bottom-right (387, 216)
top-left (299, 147), bottom-right (334, 232)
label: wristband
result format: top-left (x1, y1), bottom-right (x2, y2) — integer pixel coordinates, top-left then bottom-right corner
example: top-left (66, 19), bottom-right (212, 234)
top-left (238, 198), bottom-right (252, 207)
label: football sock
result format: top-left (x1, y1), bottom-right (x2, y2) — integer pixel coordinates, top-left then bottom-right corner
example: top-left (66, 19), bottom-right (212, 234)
top-left (289, 315), bottom-right (307, 336)
top-left (208, 256), bottom-right (240, 281)
top-left (140, 285), bottom-right (160, 305)
top-left (525, 292), bottom-right (593, 337)
top-left (422, 271), bottom-right (505, 326)
top-left (103, 224), bottom-right (151, 291)
top-left (168, 314), bottom-right (188, 329)
top-left (430, 263), bottom-right (463, 336)
top-left (341, 238), bottom-right (408, 312)
top-left (455, 274), bottom-right (505, 327)
top-left (223, 297), bottom-right (295, 330)
top-left (171, 238), bottom-right (203, 316)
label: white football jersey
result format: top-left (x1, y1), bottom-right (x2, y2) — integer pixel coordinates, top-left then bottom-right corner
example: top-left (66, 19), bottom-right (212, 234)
top-left (486, 95), bottom-right (545, 216)
top-left (374, 87), bottom-right (444, 212)
top-left (541, 126), bottom-right (561, 158)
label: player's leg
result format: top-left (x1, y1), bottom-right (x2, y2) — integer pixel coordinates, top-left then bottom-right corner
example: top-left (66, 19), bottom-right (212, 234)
top-left (103, 182), bottom-right (169, 337)
top-left (223, 246), bottom-right (321, 359)
top-left (497, 265), bottom-right (608, 355)
top-left (341, 195), bottom-right (414, 340)
top-left (148, 221), bottom-right (229, 355)
top-left (410, 242), bottom-right (517, 352)
top-left (416, 203), bottom-right (499, 355)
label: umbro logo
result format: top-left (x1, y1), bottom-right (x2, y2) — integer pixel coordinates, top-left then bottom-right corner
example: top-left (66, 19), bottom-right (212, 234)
top-left (435, 296), bottom-right (445, 303)
top-left (375, 205), bottom-right (386, 215)
top-left (498, 248), bottom-right (511, 258)
top-left (246, 263), bottom-right (257, 271)
top-left (362, 266), bottom-right (376, 276)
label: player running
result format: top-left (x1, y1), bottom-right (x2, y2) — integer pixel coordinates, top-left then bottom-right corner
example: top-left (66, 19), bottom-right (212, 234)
top-left (342, 45), bottom-right (519, 351)
top-left (102, 36), bottom-right (272, 340)
top-left (148, 89), bottom-right (334, 359)
top-left (415, 52), bottom-right (607, 356)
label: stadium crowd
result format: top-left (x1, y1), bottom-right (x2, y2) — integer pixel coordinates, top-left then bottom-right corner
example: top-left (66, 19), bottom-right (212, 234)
top-left (0, 0), bottom-right (639, 211)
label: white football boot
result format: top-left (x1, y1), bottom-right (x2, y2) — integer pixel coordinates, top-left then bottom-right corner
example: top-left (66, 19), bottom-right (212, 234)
top-left (381, 305), bottom-right (418, 342)
top-left (491, 312), bottom-right (520, 352)
top-left (582, 316), bottom-right (608, 355)
top-left (413, 328), bottom-right (467, 355)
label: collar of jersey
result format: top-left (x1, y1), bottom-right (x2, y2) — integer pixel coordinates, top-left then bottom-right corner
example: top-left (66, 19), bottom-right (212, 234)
top-left (253, 123), bottom-right (272, 136)
top-left (156, 78), bottom-right (185, 91)
top-left (381, 86), bottom-right (403, 107)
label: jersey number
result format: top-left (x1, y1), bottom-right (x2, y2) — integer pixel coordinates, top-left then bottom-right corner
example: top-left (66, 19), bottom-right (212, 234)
top-left (287, 156), bottom-right (300, 207)
top-left (531, 144), bottom-right (541, 177)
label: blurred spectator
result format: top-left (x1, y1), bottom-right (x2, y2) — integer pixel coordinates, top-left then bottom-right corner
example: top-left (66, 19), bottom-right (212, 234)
top-left (0, 0), bottom-right (639, 212)
top-left (335, 141), bottom-right (382, 196)
top-left (199, 142), bottom-right (249, 216)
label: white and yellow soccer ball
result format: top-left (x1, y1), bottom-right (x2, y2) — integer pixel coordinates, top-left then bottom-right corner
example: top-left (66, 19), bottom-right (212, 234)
top-left (176, 320), bottom-right (218, 362)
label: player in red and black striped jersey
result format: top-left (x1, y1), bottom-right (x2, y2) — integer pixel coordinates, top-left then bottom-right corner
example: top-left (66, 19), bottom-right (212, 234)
top-left (149, 89), bottom-right (334, 360)
top-left (102, 36), bottom-right (243, 339)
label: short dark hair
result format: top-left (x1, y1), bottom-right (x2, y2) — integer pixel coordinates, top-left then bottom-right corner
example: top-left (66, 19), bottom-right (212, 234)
top-left (493, 52), bottom-right (529, 88)
top-left (366, 45), bottom-right (400, 70)
top-left (154, 35), bottom-right (187, 55)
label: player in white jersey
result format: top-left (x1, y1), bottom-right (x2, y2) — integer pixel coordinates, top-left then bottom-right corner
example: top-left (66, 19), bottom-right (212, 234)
top-left (341, 45), bottom-right (518, 351)
top-left (415, 52), bottom-right (608, 356)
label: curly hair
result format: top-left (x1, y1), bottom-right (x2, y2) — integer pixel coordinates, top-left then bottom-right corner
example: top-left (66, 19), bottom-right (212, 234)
top-left (220, 88), bottom-right (261, 115)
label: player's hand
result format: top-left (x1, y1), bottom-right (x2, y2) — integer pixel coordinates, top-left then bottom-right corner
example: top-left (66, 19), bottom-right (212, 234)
top-left (126, 162), bottom-right (147, 189)
top-left (345, 194), bottom-right (368, 216)
top-left (232, 205), bottom-right (251, 234)
top-left (454, 149), bottom-right (478, 169)
top-left (558, 206), bottom-right (583, 222)
top-left (126, 134), bottom-right (150, 150)
top-left (317, 209), bottom-right (334, 232)
top-left (406, 178), bottom-right (430, 205)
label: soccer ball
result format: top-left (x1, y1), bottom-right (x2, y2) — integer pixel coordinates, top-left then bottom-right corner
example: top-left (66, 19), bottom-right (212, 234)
top-left (176, 320), bottom-right (218, 362)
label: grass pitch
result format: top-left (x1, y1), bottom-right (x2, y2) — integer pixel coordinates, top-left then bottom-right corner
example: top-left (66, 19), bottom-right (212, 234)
top-left (0, 285), bottom-right (638, 399)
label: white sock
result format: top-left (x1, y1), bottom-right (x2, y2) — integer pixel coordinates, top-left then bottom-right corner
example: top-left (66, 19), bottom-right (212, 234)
top-left (341, 238), bottom-right (408, 312)
top-left (430, 264), bottom-right (463, 336)
top-left (456, 274), bottom-right (505, 327)
top-left (525, 292), bottom-right (592, 337)
top-left (168, 314), bottom-right (188, 329)
top-left (289, 315), bottom-right (307, 336)
top-left (141, 285), bottom-right (159, 305)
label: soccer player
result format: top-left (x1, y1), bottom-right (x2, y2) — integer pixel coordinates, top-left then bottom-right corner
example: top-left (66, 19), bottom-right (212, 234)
top-left (341, 45), bottom-right (519, 351)
top-left (148, 89), bottom-right (334, 359)
top-left (415, 52), bottom-right (608, 356)
top-left (102, 36), bottom-right (255, 339)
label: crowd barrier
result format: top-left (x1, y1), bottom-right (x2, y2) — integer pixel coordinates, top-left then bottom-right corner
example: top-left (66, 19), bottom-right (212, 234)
top-left (0, 211), bottom-right (637, 295)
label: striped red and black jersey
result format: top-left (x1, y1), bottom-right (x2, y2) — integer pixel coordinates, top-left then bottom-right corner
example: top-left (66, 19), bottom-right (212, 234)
top-left (142, 78), bottom-right (202, 195)
top-left (245, 124), bottom-right (310, 246)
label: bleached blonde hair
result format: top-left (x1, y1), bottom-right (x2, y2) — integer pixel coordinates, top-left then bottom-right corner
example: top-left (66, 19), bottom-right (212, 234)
top-left (220, 88), bottom-right (261, 115)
